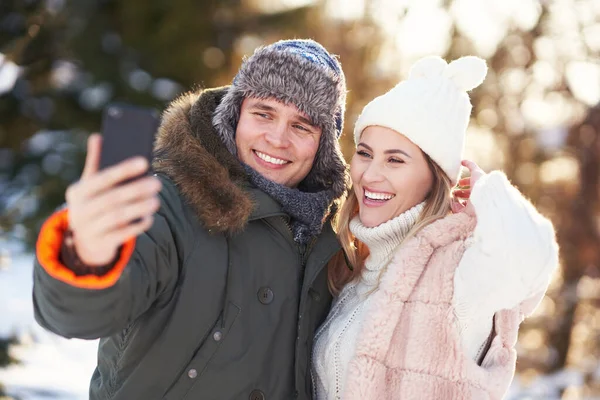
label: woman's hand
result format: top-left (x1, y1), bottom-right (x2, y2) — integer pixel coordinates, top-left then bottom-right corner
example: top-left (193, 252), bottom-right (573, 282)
top-left (451, 159), bottom-right (486, 215)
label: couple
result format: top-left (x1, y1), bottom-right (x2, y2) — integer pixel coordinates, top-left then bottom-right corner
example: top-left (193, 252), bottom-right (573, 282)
top-left (33, 39), bottom-right (558, 399)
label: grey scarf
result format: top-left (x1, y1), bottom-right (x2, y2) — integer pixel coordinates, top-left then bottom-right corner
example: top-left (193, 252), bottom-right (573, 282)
top-left (245, 165), bottom-right (336, 244)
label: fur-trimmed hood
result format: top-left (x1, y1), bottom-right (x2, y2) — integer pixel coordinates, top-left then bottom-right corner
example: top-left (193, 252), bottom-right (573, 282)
top-left (153, 87), bottom-right (255, 234)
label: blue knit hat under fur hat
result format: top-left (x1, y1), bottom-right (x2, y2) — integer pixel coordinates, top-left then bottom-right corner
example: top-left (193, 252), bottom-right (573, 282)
top-left (212, 39), bottom-right (348, 197)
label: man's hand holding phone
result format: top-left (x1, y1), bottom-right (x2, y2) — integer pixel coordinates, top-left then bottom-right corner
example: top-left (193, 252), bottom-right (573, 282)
top-left (65, 134), bottom-right (161, 266)
top-left (65, 104), bottom-right (162, 267)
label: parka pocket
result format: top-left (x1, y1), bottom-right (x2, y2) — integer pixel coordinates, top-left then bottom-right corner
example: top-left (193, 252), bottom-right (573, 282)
top-left (162, 301), bottom-right (241, 400)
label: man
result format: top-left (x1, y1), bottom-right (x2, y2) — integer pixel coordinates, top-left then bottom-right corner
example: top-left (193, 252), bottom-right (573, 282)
top-left (33, 39), bottom-right (348, 400)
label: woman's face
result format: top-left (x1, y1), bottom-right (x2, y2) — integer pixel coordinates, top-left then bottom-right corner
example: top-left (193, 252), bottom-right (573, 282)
top-left (350, 126), bottom-right (434, 228)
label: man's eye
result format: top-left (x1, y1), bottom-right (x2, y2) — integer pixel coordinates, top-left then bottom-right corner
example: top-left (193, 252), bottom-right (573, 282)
top-left (254, 112), bottom-right (269, 119)
top-left (293, 124), bottom-right (309, 132)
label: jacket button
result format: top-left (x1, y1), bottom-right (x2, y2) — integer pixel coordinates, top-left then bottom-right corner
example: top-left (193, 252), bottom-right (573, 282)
top-left (257, 287), bottom-right (274, 304)
top-left (188, 369), bottom-right (198, 379)
top-left (249, 389), bottom-right (265, 400)
top-left (213, 330), bottom-right (223, 341)
top-left (309, 288), bottom-right (321, 302)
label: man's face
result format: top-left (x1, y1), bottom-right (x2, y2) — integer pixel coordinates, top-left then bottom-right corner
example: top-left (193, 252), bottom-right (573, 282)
top-left (235, 97), bottom-right (323, 188)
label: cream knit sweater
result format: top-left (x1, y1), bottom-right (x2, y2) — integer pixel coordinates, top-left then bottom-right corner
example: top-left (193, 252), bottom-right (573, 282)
top-left (312, 202), bottom-right (425, 400)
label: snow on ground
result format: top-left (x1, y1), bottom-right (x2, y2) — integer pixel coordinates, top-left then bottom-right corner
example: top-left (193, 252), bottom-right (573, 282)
top-left (0, 243), bottom-right (586, 399)
top-left (0, 247), bottom-right (97, 400)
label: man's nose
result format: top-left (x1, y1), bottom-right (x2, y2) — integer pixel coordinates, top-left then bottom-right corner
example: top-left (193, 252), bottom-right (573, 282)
top-left (264, 122), bottom-right (291, 148)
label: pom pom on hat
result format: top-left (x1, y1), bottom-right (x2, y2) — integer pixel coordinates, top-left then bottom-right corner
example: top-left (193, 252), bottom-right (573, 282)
top-left (444, 56), bottom-right (487, 91)
top-left (408, 56), bottom-right (447, 80)
top-left (409, 55), bottom-right (488, 92)
top-left (353, 55), bottom-right (487, 184)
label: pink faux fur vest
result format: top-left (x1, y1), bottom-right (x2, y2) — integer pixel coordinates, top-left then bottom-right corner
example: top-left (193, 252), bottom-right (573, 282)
top-left (344, 211), bottom-right (544, 399)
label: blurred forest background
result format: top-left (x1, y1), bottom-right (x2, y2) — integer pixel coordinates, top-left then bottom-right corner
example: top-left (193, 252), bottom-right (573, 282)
top-left (1, 0), bottom-right (599, 398)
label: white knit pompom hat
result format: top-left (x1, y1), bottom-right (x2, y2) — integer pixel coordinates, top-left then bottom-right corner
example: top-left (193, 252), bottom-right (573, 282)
top-left (353, 55), bottom-right (487, 184)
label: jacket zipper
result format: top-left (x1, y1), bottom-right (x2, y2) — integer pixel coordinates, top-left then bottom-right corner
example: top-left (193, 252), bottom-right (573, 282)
top-left (281, 216), bottom-right (320, 399)
top-left (300, 237), bottom-right (317, 272)
top-left (280, 216), bottom-right (317, 271)
top-left (280, 216), bottom-right (303, 264)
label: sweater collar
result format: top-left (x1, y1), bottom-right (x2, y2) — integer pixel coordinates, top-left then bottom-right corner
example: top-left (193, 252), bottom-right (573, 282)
top-left (350, 202), bottom-right (425, 286)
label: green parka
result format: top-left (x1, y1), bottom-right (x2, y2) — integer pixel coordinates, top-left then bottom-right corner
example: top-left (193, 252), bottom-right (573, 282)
top-left (33, 88), bottom-right (341, 400)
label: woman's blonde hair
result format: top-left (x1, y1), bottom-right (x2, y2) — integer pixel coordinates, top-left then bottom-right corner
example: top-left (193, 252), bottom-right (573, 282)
top-left (327, 153), bottom-right (455, 295)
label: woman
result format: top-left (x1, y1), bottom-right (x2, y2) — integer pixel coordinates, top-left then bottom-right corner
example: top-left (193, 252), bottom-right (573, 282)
top-left (311, 55), bottom-right (559, 399)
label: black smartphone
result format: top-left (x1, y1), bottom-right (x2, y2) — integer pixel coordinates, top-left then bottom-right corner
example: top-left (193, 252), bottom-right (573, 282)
top-left (99, 103), bottom-right (161, 178)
